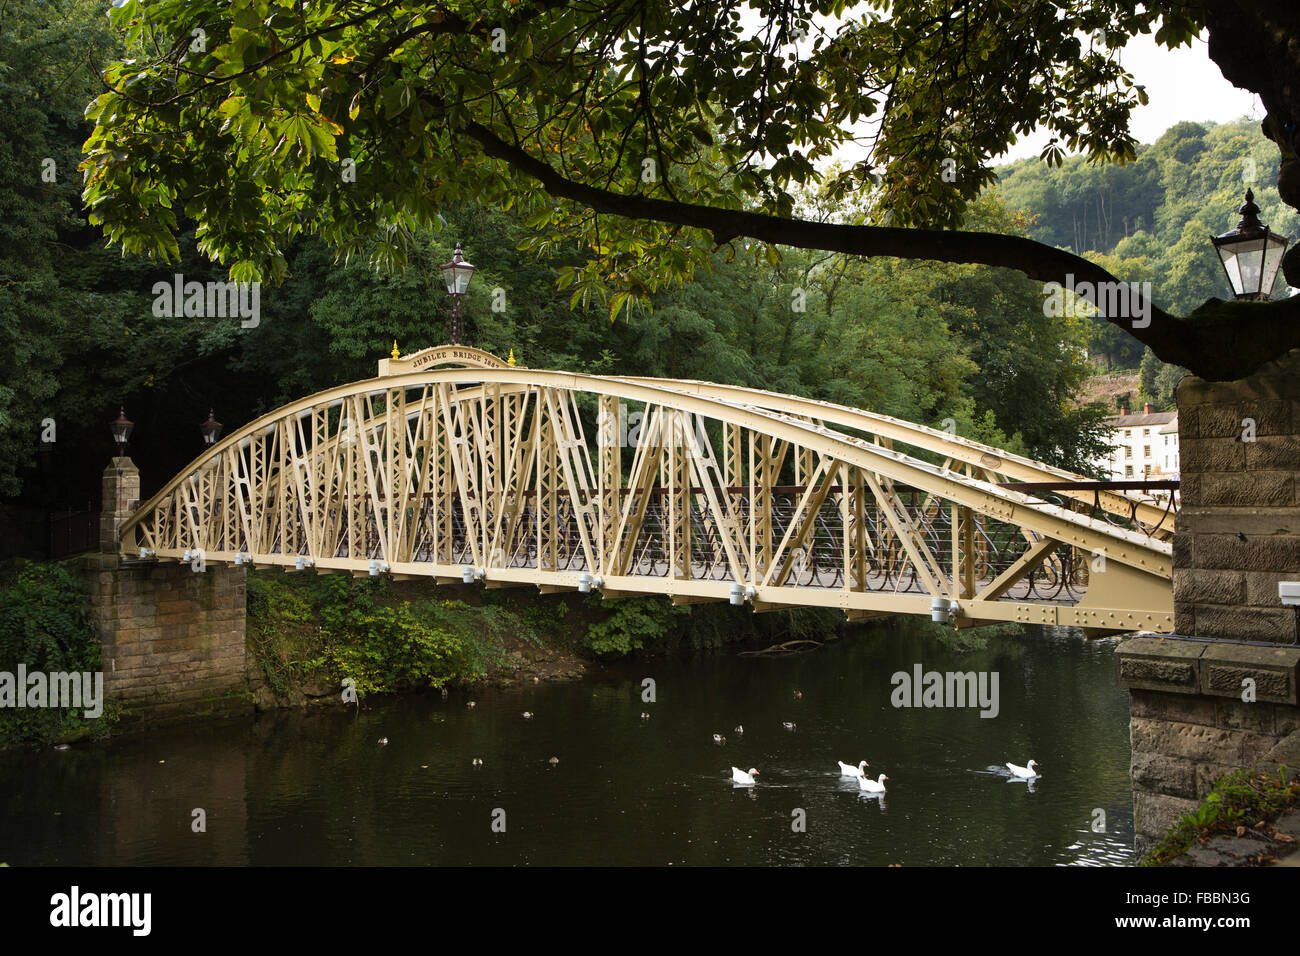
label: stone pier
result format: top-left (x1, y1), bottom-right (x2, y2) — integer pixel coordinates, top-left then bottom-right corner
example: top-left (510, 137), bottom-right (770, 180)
top-left (1117, 636), bottom-right (1299, 853)
top-left (1117, 347), bottom-right (1300, 856)
top-left (82, 457), bottom-right (250, 725)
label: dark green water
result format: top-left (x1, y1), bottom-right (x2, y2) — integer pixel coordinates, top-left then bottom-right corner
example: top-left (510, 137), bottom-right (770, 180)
top-left (0, 623), bottom-right (1135, 865)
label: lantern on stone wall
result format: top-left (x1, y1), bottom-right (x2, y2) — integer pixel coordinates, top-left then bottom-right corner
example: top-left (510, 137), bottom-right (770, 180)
top-left (1211, 189), bottom-right (1289, 301)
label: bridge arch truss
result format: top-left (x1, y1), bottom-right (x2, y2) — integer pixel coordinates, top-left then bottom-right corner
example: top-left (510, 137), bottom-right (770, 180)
top-left (119, 355), bottom-right (1173, 634)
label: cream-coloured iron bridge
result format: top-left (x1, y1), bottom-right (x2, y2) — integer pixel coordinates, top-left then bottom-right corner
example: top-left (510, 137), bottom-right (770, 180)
top-left (119, 345), bottom-right (1175, 635)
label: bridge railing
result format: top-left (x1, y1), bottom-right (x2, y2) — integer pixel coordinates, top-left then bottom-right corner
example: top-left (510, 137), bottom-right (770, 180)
top-left (279, 483), bottom-right (1095, 606)
top-left (994, 480), bottom-right (1179, 540)
top-left (48, 506), bottom-right (100, 559)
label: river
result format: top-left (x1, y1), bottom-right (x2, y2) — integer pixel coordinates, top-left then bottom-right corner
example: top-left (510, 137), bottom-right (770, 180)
top-left (0, 622), bottom-right (1135, 866)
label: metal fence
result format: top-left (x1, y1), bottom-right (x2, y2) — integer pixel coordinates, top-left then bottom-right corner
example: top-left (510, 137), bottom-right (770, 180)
top-left (48, 507), bottom-right (100, 559)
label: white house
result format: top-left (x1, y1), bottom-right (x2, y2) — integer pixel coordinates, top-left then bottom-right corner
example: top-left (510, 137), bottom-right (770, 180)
top-left (1158, 418), bottom-right (1180, 476)
top-left (1096, 403), bottom-right (1179, 481)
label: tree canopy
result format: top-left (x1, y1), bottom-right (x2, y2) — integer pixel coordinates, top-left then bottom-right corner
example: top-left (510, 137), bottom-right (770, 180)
top-left (1, 0), bottom-right (1129, 511)
top-left (80, 0), bottom-right (1300, 381)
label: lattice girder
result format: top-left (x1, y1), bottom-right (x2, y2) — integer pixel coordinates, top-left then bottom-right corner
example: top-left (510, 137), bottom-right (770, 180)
top-left (119, 358), bottom-right (1174, 635)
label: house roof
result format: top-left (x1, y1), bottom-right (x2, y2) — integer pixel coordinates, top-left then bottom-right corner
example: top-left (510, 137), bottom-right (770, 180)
top-left (1107, 411), bottom-right (1177, 428)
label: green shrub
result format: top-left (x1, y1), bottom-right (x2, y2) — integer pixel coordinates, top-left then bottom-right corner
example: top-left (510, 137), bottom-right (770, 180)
top-left (248, 569), bottom-right (517, 699)
top-left (580, 595), bottom-right (687, 656)
top-left (519, 597), bottom-right (568, 644)
top-left (323, 602), bottom-right (478, 695)
top-left (0, 560), bottom-right (114, 747)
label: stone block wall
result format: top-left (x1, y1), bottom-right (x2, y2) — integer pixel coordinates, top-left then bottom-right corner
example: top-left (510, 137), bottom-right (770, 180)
top-left (83, 554), bottom-right (250, 724)
top-left (1173, 350), bottom-right (1300, 644)
top-left (1119, 347), bottom-right (1300, 857)
top-left (1117, 635), bottom-right (1300, 854)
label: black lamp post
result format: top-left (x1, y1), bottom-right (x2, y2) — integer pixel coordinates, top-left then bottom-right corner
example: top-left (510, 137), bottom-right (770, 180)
top-left (109, 407), bottom-right (134, 456)
top-left (1211, 189), bottom-right (1290, 301)
top-left (439, 242), bottom-right (476, 344)
top-left (200, 409), bottom-right (223, 446)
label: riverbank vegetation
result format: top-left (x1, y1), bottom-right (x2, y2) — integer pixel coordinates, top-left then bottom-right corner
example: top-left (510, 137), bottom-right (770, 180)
top-left (246, 566), bottom-right (869, 703)
top-left (246, 570), bottom-right (523, 702)
top-left (0, 561), bottom-right (119, 747)
top-left (1141, 765), bottom-right (1300, 865)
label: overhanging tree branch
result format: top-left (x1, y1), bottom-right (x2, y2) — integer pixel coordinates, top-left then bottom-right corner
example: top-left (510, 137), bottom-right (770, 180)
top-left (454, 109), bottom-right (1300, 381)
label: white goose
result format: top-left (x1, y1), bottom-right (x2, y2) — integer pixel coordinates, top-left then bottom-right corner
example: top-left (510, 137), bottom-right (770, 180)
top-left (837, 760), bottom-right (869, 778)
top-left (858, 773), bottom-right (888, 793)
top-left (731, 766), bottom-right (760, 786)
top-left (1006, 759), bottom-right (1040, 779)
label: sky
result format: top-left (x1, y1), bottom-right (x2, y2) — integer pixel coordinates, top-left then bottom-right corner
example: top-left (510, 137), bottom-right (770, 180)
top-left (998, 31), bottom-right (1262, 162)
top-left (772, 10), bottom-right (1266, 172)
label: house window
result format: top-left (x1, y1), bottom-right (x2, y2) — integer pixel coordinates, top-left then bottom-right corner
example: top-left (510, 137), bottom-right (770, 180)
top-left (1144, 445), bottom-right (1152, 459)
top-left (1124, 465), bottom-right (1133, 478)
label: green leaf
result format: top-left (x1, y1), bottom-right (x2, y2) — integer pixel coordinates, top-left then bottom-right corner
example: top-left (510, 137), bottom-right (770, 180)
top-left (608, 291), bottom-right (631, 323)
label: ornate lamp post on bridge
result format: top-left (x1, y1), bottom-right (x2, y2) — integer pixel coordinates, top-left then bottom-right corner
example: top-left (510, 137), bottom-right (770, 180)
top-left (102, 407), bottom-right (140, 554)
top-left (439, 242), bottom-right (476, 344)
top-left (109, 407), bottom-right (134, 457)
top-left (200, 410), bottom-right (224, 447)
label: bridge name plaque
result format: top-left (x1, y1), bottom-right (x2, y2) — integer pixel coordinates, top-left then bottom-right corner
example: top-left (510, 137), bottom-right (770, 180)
top-left (378, 344), bottom-right (516, 376)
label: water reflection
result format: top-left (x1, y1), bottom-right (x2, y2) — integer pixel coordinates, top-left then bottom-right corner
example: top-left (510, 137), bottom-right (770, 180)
top-left (0, 623), bottom-right (1135, 866)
